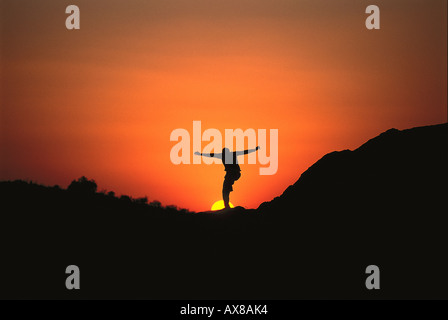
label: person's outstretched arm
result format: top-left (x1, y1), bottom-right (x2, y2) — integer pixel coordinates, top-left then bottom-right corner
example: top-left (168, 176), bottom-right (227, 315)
top-left (235, 146), bottom-right (260, 156)
top-left (194, 151), bottom-right (222, 159)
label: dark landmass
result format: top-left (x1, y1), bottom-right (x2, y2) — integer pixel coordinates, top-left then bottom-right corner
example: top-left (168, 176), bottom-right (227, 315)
top-left (1, 123), bottom-right (447, 299)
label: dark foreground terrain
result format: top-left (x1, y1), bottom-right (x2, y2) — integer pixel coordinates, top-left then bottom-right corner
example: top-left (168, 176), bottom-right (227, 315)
top-left (1, 123), bottom-right (447, 299)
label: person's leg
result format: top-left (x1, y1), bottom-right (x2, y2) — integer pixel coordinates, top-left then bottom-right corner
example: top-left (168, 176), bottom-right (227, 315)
top-left (222, 171), bottom-right (239, 209)
top-left (222, 190), bottom-right (230, 208)
top-left (222, 179), bottom-right (230, 209)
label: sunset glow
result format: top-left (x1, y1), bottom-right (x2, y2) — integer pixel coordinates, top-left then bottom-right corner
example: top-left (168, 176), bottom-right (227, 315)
top-left (1, 1), bottom-right (446, 212)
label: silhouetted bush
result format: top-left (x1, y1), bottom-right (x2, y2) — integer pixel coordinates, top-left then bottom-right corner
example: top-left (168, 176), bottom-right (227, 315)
top-left (67, 176), bottom-right (97, 194)
top-left (149, 200), bottom-right (161, 208)
top-left (134, 197), bottom-right (148, 205)
top-left (120, 195), bottom-right (132, 202)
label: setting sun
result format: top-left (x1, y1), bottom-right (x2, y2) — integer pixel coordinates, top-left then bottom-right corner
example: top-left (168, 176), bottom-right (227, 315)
top-left (211, 200), bottom-right (235, 211)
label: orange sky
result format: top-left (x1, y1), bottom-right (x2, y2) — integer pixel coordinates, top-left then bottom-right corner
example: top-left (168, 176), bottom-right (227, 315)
top-left (1, 0), bottom-right (447, 211)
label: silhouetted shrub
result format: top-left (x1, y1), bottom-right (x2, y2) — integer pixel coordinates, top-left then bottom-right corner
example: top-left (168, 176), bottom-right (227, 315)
top-left (134, 197), bottom-right (148, 205)
top-left (67, 176), bottom-right (97, 194)
top-left (120, 195), bottom-right (132, 202)
top-left (149, 200), bottom-right (161, 208)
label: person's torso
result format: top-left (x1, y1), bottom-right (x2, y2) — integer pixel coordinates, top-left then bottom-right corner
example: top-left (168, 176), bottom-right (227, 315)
top-left (222, 153), bottom-right (241, 172)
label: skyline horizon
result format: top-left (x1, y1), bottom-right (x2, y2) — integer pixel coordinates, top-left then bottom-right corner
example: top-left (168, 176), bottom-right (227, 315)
top-left (2, 120), bottom-right (446, 212)
top-left (1, 0), bottom-right (447, 212)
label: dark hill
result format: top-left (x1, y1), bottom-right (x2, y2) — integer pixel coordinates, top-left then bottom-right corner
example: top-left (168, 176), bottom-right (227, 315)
top-left (1, 123), bottom-right (447, 299)
top-left (259, 123), bottom-right (447, 214)
top-left (254, 123), bottom-right (448, 299)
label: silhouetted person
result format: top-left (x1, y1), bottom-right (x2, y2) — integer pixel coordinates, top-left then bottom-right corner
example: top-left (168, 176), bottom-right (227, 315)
top-left (195, 146), bottom-right (260, 209)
